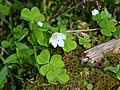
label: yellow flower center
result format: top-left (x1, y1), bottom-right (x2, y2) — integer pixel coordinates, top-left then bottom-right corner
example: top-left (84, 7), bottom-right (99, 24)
top-left (52, 34), bottom-right (58, 40)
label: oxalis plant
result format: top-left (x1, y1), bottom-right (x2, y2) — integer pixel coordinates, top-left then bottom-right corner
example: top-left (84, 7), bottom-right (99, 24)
top-left (0, 6), bottom-right (78, 89)
top-left (20, 7), bottom-right (77, 83)
top-left (0, 6), bottom-right (120, 89)
top-left (92, 8), bottom-right (120, 38)
top-left (0, 7), bottom-right (77, 88)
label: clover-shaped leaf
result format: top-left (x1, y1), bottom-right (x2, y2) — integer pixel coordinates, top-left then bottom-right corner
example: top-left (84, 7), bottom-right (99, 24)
top-left (57, 69), bottom-right (69, 83)
top-left (37, 38), bottom-right (49, 47)
top-left (37, 50), bottom-right (50, 64)
top-left (40, 64), bottom-right (53, 76)
top-left (84, 43), bottom-right (91, 49)
top-left (13, 24), bottom-right (28, 41)
top-left (31, 7), bottom-right (45, 22)
top-left (79, 36), bottom-right (91, 49)
top-left (63, 35), bottom-right (77, 52)
top-left (50, 54), bottom-right (64, 68)
top-left (21, 8), bottom-right (31, 21)
top-left (39, 54), bottom-right (64, 76)
top-left (101, 29), bottom-right (112, 36)
top-left (46, 69), bottom-right (69, 83)
top-left (1, 40), bottom-right (10, 48)
top-left (21, 7), bottom-right (45, 22)
top-left (46, 71), bottom-right (57, 83)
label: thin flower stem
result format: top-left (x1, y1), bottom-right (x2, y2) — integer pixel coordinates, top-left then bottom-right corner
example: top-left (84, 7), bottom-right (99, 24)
top-left (67, 28), bottom-right (100, 33)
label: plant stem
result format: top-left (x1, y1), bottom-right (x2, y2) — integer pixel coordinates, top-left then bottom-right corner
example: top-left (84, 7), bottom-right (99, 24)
top-left (33, 46), bottom-right (39, 71)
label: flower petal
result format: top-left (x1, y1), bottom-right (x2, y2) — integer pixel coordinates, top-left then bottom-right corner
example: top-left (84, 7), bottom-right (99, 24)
top-left (52, 41), bottom-right (57, 48)
top-left (58, 33), bottom-right (66, 40)
top-left (37, 22), bottom-right (43, 27)
top-left (57, 39), bottom-right (64, 47)
top-left (49, 37), bottom-right (52, 43)
top-left (92, 9), bottom-right (99, 16)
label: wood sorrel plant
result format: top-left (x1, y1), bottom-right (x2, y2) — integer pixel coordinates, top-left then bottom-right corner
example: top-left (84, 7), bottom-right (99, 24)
top-left (92, 8), bottom-right (118, 37)
top-left (20, 7), bottom-right (77, 83)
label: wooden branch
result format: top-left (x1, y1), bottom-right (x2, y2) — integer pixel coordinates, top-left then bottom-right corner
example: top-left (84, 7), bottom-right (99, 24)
top-left (83, 38), bottom-right (120, 64)
top-left (67, 28), bottom-right (100, 33)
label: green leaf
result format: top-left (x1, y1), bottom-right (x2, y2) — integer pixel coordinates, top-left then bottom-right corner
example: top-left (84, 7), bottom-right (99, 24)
top-left (37, 38), bottom-right (49, 47)
top-left (104, 8), bottom-right (112, 18)
top-left (87, 84), bottom-right (93, 90)
top-left (15, 43), bottom-right (29, 50)
top-left (101, 11), bottom-right (108, 19)
top-left (0, 5), bottom-right (10, 16)
top-left (101, 29), bottom-right (112, 36)
top-left (37, 22), bottom-right (51, 31)
top-left (79, 38), bottom-right (86, 45)
top-left (104, 66), bottom-right (118, 73)
top-left (21, 8), bottom-right (31, 21)
top-left (117, 71), bottom-right (120, 80)
top-left (57, 70), bottom-right (69, 83)
top-left (0, 78), bottom-right (7, 89)
top-left (113, 25), bottom-right (120, 38)
top-left (4, 54), bottom-right (19, 64)
top-left (64, 13), bottom-right (73, 17)
top-left (37, 50), bottom-right (50, 65)
top-left (99, 19), bottom-right (108, 28)
top-left (50, 54), bottom-right (64, 68)
top-left (33, 29), bottom-right (44, 40)
top-left (84, 36), bottom-right (91, 42)
top-left (50, 27), bottom-right (59, 32)
top-left (16, 49), bottom-right (33, 59)
top-left (39, 64), bottom-right (52, 76)
top-left (84, 43), bottom-right (91, 49)
top-left (21, 7), bottom-right (45, 22)
top-left (13, 24), bottom-right (23, 33)
top-left (46, 68), bottom-right (69, 84)
top-left (116, 64), bottom-right (120, 70)
top-left (117, 86), bottom-right (120, 90)
top-left (31, 7), bottom-right (41, 20)
top-left (92, 14), bottom-right (99, 20)
top-left (14, 27), bottom-right (28, 41)
top-left (107, 20), bottom-right (116, 32)
top-left (0, 66), bottom-right (8, 85)
top-left (56, 17), bottom-right (62, 22)
top-left (1, 40), bottom-right (10, 48)
top-left (83, 80), bottom-right (88, 87)
top-left (46, 71), bottom-right (57, 83)
top-left (63, 39), bottom-right (77, 52)
top-left (31, 7), bottom-right (45, 22)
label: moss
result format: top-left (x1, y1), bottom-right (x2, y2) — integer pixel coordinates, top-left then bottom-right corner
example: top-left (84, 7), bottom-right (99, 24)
top-left (94, 74), bottom-right (119, 90)
top-left (100, 51), bottom-right (120, 68)
top-left (21, 46), bottom-right (120, 90)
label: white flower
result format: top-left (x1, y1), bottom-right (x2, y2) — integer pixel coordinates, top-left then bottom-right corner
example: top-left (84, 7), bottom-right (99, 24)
top-left (49, 32), bottom-right (66, 48)
top-left (37, 21), bottom-right (43, 27)
top-left (92, 9), bottom-right (99, 16)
